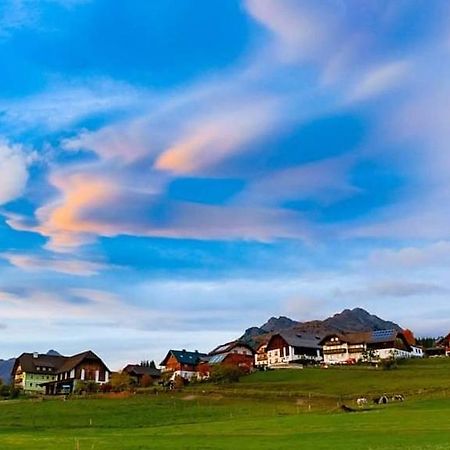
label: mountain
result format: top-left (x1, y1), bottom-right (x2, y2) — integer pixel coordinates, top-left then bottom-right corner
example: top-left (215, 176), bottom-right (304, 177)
top-left (260, 316), bottom-right (299, 333)
top-left (0, 359), bottom-right (15, 384)
top-left (0, 350), bottom-right (63, 384)
top-left (240, 308), bottom-right (402, 348)
top-left (323, 308), bottom-right (402, 332)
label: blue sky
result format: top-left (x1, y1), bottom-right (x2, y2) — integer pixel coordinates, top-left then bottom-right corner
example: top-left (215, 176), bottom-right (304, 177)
top-left (1, 0), bottom-right (450, 368)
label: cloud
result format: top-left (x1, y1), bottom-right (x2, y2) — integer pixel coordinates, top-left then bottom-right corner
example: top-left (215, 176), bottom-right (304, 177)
top-left (5, 166), bottom-right (312, 251)
top-left (245, 0), bottom-right (340, 64)
top-left (238, 155), bottom-right (359, 207)
top-left (348, 60), bottom-right (410, 102)
top-left (0, 79), bottom-right (144, 132)
top-left (155, 96), bottom-right (281, 174)
top-left (0, 140), bottom-right (29, 205)
top-left (0, 252), bottom-right (108, 276)
top-left (368, 241), bottom-right (450, 270)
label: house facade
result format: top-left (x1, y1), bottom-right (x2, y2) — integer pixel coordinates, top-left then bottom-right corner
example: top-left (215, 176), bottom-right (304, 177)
top-left (160, 350), bottom-right (207, 380)
top-left (122, 362), bottom-right (161, 385)
top-left (321, 330), bottom-right (421, 365)
top-left (42, 351), bottom-right (110, 395)
top-left (265, 332), bottom-right (322, 367)
top-left (199, 341), bottom-right (255, 376)
top-left (254, 343), bottom-right (269, 369)
top-left (12, 350), bottom-right (110, 394)
top-left (436, 333), bottom-right (450, 356)
top-left (12, 353), bottom-right (65, 393)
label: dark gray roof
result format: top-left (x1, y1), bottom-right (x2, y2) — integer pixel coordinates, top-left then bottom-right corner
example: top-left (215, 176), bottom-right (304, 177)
top-left (268, 332), bottom-right (322, 350)
top-left (12, 353), bottom-right (67, 375)
top-left (280, 332), bottom-right (322, 349)
top-left (123, 364), bottom-right (161, 377)
top-left (160, 350), bottom-right (207, 367)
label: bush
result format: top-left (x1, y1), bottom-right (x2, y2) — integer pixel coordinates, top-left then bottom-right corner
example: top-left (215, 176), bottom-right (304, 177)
top-left (74, 380), bottom-right (100, 394)
top-left (110, 372), bottom-right (132, 392)
top-left (208, 365), bottom-right (245, 384)
top-left (381, 359), bottom-right (397, 370)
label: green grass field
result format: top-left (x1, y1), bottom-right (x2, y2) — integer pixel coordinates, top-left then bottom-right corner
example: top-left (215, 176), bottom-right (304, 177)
top-left (1, 358), bottom-right (450, 449)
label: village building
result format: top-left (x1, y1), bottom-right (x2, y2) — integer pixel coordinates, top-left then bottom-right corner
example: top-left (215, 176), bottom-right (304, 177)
top-left (41, 351), bottom-right (110, 395)
top-left (160, 350), bottom-right (207, 381)
top-left (12, 350), bottom-right (110, 394)
top-left (434, 333), bottom-right (450, 356)
top-left (265, 332), bottom-right (322, 368)
top-left (12, 352), bottom-right (66, 393)
top-left (254, 343), bottom-right (269, 369)
top-left (196, 341), bottom-right (255, 377)
top-left (122, 362), bottom-right (161, 385)
top-left (320, 329), bottom-right (421, 365)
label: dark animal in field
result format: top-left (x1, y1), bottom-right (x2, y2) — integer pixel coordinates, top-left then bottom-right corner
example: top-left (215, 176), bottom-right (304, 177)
top-left (373, 395), bottom-right (389, 404)
top-left (392, 394), bottom-right (404, 402)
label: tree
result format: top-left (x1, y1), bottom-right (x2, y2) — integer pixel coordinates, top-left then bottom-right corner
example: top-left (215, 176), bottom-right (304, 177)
top-left (110, 372), bottom-right (132, 392)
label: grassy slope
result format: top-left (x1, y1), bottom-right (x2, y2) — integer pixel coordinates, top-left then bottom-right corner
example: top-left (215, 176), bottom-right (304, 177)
top-left (0, 359), bottom-right (450, 449)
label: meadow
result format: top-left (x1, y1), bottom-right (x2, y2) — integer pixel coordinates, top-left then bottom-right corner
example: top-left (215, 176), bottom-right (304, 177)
top-left (1, 358), bottom-right (450, 449)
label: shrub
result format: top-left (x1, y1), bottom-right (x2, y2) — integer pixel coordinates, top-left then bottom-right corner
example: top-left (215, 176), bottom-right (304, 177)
top-left (74, 381), bottom-right (100, 394)
top-left (208, 365), bottom-right (245, 384)
top-left (381, 359), bottom-right (397, 370)
top-left (110, 372), bottom-right (132, 392)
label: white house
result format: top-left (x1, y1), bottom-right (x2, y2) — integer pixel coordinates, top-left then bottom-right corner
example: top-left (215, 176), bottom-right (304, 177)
top-left (265, 332), bottom-right (322, 368)
top-left (321, 329), bottom-right (423, 365)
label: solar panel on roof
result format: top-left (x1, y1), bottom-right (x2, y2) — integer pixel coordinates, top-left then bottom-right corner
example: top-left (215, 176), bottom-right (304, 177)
top-left (371, 330), bottom-right (396, 341)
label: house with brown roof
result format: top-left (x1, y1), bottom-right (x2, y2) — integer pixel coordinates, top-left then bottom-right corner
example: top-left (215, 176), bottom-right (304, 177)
top-left (12, 352), bottom-right (66, 393)
top-left (12, 350), bottom-right (111, 395)
top-left (254, 342), bottom-right (269, 369)
top-left (320, 329), bottom-right (420, 365)
top-left (122, 361), bottom-right (161, 385)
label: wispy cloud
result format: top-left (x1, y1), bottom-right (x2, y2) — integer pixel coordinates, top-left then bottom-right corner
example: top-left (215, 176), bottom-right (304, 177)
top-left (0, 140), bottom-right (31, 205)
top-left (0, 252), bottom-right (108, 276)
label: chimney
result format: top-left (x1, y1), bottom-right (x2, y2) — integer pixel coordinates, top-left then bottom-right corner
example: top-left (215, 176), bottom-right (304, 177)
top-left (33, 352), bottom-right (39, 359)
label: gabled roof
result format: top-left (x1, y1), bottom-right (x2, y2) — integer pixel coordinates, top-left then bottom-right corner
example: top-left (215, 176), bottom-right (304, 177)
top-left (209, 340), bottom-right (254, 356)
top-left (320, 329), bottom-right (412, 349)
top-left (122, 364), bottom-right (161, 377)
top-left (267, 332), bottom-right (322, 351)
top-left (436, 333), bottom-right (450, 347)
top-left (12, 353), bottom-right (67, 376)
top-left (160, 350), bottom-right (207, 367)
top-left (56, 350), bottom-right (110, 374)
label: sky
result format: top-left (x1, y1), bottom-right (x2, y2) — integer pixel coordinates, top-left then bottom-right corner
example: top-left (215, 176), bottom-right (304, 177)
top-left (1, 0), bottom-right (450, 369)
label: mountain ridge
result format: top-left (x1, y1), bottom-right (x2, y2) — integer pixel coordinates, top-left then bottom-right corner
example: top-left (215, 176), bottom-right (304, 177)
top-left (240, 307), bottom-right (402, 348)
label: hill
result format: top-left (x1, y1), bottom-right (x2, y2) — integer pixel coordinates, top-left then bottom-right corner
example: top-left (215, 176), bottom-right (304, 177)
top-left (0, 359), bottom-right (15, 384)
top-left (240, 307), bottom-right (402, 347)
